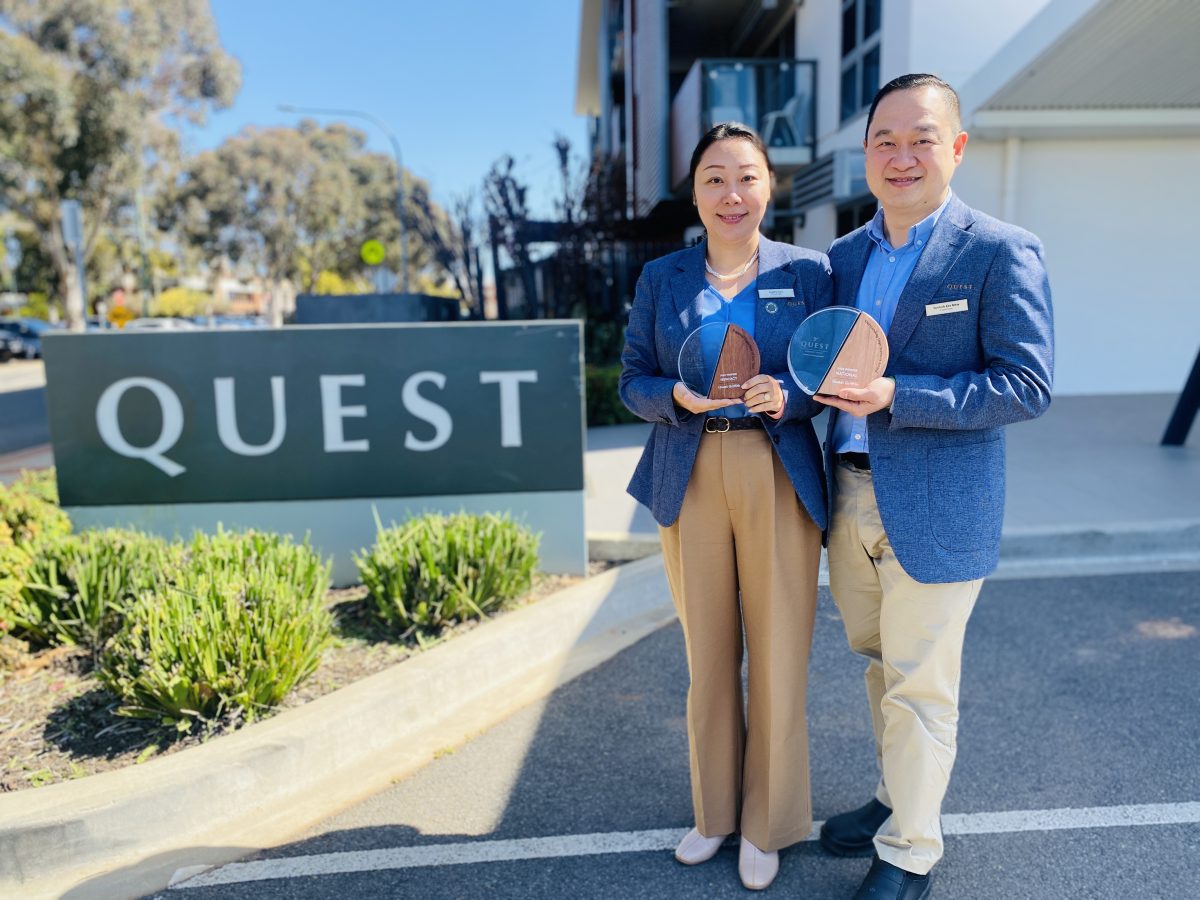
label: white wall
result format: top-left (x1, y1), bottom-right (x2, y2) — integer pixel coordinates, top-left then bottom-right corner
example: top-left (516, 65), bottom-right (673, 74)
top-left (793, 0), bottom-right (846, 148)
top-left (798, 0), bottom-right (1055, 156)
top-left (953, 136), bottom-right (1200, 396)
top-left (792, 203), bottom-right (838, 255)
top-left (949, 137), bottom-right (1005, 214)
top-left (899, 0), bottom-right (1052, 89)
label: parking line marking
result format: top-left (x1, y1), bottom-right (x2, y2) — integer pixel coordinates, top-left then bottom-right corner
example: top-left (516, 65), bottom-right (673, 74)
top-left (169, 801), bottom-right (1200, 889)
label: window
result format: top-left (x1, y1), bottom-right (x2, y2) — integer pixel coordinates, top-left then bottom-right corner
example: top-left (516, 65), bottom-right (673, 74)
top-left (837, 196), bottom-right (877, 237)
top-left (840, 0), bottom-right (881, 123)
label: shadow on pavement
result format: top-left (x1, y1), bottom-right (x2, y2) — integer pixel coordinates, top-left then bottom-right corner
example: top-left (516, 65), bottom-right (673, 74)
top-left (99, 572), bottom-right (1200, 899)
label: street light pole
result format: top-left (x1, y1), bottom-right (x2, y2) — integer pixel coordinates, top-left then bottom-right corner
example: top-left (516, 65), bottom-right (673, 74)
top-left (278, 104), bottom-right (409, 294)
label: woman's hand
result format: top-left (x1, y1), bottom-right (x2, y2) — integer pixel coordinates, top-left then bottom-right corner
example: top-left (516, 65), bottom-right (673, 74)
top-left (741, 374), bottom-right (785, 418)
top-left (672, 381), bottom-right (730, 415)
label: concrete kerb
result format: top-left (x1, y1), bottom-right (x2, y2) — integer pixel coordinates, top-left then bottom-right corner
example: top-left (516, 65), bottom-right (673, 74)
top-left (0, 555), bottom-right (676, 900)
top-left (591, 519), bottom-right (1200, 577)
top-left (997, 518), bottom-right (1200, 561)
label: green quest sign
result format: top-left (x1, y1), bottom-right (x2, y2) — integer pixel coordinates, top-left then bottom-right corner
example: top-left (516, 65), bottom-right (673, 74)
top-left (43, 322), bottom-right (584, 507)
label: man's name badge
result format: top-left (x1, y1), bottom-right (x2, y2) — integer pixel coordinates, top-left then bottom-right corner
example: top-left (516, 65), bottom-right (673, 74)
top-left (758, 288), bottom-right (794, 299)
top-left (786, 307), bottom-right (889, 396)
top-left (925, 299), bottom-right (968, 316)
top-left (679, 322), bottom-right (761, 400)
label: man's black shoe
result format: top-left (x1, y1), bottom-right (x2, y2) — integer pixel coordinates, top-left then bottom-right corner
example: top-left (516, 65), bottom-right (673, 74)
top-left (819, 798), bottom-right (892, 856)
top-left (852, 856), bottom-right (932, 899)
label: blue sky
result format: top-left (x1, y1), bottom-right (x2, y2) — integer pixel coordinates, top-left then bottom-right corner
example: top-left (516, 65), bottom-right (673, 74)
top-left (185, 0), bottom-right (589, 218)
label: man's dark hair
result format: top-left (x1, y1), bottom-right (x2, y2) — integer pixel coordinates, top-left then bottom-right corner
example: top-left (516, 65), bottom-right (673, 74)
top-left (864, 74), bottom-right (961, 141)
top-left (688, 121), bottom-right (774, 191)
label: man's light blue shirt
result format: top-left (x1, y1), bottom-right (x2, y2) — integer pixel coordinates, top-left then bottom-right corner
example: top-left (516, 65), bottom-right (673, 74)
top-left (695, 280), bottom-right (756, 418)
top-left (833, 193), bottom-right (952, 454)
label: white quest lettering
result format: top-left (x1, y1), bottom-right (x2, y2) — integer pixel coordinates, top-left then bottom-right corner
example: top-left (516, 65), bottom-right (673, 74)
top-left (320, 374), bottom-right (369, 452)
top-left (402, 371), bottom-right (452, 452)
top-left (479, 370), bottom-right (538, 448)
top-left (214, 376), bottom-right (286, 457)
top-left (95, 377), bottom-right (186, 476)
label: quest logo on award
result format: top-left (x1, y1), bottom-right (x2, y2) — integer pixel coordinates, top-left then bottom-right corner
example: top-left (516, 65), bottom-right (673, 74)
top-left (787, 307), bottom-right (888, 396)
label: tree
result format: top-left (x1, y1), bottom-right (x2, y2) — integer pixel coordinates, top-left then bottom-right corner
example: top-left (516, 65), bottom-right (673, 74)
top-left (0, 0), bottom-right (240, 328)
top-left (163, 121), bottom-right (468, 322)
top-left (452, 193), bottom-right (485, 317)
top-left (408, 181), bottom-right (481, 312)
top-left (483, 155), bottom-right (536, 320)
top-left (163, 125), bottom-right (326, 323)
top-left (11, 230), bottom-right (57, 298)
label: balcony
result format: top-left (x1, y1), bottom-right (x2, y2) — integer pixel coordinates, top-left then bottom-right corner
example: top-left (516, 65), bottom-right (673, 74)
top-left (670, 58), bottom-right (817, 192)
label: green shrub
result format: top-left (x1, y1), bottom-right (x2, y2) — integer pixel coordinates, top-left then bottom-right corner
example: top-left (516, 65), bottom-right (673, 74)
top-left (8, 529), bottom-right (180, 653)
top-left (356, 512), bottom-right (539, 636)
top-left (0, 472), bottom-right (70, 653)
top-left (150, 286), bottom-right (219, 318)
top-left (0, 524), bottom-right (30, 643)
top-left (0, 469), bottom-right (70, 547)
top-left (16, 293), bottom-right (51, 320)
top-left (585, 320), bottom-right (626, 366)
top-left (586, 364), bottom-right (639, 427)
top-left (99, 530), bottom-right (332, 731)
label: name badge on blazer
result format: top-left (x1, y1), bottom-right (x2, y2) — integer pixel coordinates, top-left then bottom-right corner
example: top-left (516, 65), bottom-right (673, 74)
top-left (758, 288), bottom-right (794, 299)
top-left (925, 299), bottom-right (968, 316)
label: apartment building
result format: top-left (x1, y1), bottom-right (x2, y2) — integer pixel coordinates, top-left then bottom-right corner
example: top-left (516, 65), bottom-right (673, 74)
top-left (576, 0), bottom-right (1200, 395)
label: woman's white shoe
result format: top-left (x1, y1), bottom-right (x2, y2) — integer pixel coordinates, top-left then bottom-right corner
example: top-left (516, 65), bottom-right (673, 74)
top-left (738, 836), bottom-right (779, 890)
top-left (674, 827), bottom-right (728, 865)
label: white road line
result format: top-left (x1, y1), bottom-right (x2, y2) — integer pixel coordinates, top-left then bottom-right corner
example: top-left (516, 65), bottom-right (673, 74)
top-left (169, 801), bottom-right (1200, 890)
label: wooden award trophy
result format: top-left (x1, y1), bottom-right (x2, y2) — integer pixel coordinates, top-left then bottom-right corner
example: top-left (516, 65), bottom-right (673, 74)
top-left (678, 322), bottom-right (761, 400)
top-left (707, 323), bottom-right (760, 399)
top-left (787, 308), bottom-right (889, 396)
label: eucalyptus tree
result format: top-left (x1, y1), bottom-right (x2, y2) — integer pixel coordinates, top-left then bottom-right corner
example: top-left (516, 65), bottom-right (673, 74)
top-left (166, 121), bottom-right (467, 319)
top-left (0, 0), bottom-right (239, 328)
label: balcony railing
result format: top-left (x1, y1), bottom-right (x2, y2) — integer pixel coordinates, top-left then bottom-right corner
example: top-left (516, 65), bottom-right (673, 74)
top-left (670, 58), bottom-right (817, 191)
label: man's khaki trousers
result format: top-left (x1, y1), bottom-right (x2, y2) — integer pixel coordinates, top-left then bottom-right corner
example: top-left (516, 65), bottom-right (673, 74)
top-left (658, 429), bottom-right (822, 852)
top-left (827, 461), bottom-right (983, 875)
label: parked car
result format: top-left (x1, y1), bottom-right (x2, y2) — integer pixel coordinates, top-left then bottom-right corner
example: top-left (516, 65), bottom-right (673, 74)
top-left (0, 318), bottom-right (53, 358)
top-left (0, 332), bottom-right (27, 363)
top-left (192, 314), bottom-right (269, 329)
top-left (121, 317), bottom-right (199, 331)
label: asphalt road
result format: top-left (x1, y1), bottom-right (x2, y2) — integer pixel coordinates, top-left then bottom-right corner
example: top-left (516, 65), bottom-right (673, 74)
top-left (157, 569), bottom-right (1200, 899)
top-left (0, 386), bottom-right (48, 455)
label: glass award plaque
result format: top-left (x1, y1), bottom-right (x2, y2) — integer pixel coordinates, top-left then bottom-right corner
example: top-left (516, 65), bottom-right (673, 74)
top-left (787, 307), bottom-right (889, 396)
top-left (678, 322), bottom-right (761, 400)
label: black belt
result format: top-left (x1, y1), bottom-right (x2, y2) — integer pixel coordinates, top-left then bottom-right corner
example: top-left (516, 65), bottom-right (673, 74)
top-left (704, 416), bottom-right (764, 433)
top-left (837, 451), bottom-right (871, 470)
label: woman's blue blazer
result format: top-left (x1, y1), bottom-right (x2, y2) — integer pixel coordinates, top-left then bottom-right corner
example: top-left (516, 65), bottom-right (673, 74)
top-left (619, 236), bottom-right (834, 529)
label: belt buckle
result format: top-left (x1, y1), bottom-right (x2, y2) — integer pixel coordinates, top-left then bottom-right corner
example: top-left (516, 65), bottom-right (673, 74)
top-left (705, 416), bottom-right (731, 433)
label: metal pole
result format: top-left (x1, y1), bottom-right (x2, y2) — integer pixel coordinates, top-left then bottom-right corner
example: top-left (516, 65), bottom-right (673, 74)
top-left (278, 104), bottom-right (408, 294)
top-left (489, 215), bottom-right (508, 320)
top-left (1162, 346), bottom-right (1200, 446)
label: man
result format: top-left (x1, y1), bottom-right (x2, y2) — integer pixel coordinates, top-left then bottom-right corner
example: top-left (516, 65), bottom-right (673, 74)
top-left (815, 74), bottom-right (1054, 899)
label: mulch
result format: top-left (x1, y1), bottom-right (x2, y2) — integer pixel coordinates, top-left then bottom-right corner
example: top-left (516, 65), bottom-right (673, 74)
top-left (0, 566), bottom-right (610, 793)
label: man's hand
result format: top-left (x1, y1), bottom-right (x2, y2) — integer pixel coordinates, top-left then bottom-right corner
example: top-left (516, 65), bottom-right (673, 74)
top-left (672, 381), bottom-right (730, 415)
top-left (814, 376), bottom-right (895, 416)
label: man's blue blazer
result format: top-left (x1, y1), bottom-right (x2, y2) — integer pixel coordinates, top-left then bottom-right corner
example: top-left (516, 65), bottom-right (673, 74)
top-left (620, 236), bottom-right (833, 530)
top-left (825, 194), bottom-right (1055, 584)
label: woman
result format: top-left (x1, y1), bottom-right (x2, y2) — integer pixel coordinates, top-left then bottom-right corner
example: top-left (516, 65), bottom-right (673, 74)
top-left (619, 123), bottom-right (831, 890)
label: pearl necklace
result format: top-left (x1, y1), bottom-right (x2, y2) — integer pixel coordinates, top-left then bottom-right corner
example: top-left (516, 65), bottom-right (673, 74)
top-left (704, 248), bottom-right (759, 280)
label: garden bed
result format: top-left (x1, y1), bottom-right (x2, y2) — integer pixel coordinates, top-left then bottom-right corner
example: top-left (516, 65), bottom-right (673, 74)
top-left (0, 567), bottom-right (606, 792)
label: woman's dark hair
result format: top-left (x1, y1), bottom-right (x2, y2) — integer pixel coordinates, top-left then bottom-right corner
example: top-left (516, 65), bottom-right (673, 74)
top-left (687, 122), bottom-right (774, 190)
